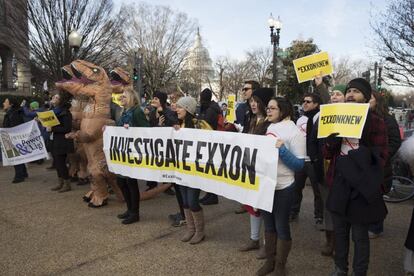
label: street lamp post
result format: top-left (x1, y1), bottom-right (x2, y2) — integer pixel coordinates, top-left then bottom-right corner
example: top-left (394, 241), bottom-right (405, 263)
top-left (68, 30), bottom-right (83, 60)
top-left (268, 14), bottom-right (282, 96)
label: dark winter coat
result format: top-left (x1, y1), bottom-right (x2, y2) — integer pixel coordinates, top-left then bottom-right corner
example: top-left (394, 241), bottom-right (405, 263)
top-left (3, 107), bottom-right (24, 128)
top-left (117, 105), bottom-right (149, 128)
top-left (149, 106), bottom-right (178, 127)
top-left (198, 101), bottom-right (220, 130)
top-left (326, 145), bottom-right (388, 224)
top-left (51, 108), bottom-right (74, 155)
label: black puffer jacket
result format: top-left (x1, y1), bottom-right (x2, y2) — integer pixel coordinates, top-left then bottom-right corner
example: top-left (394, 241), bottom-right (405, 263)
top-left (198, 101), bottom-right (220, 130)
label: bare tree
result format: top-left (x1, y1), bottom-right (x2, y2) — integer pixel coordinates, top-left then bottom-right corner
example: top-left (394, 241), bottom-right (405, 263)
top-left (221, 58), bottom-right (252, 101)
top-left (8, 0), bottom-right (125, 81)
top-left (245, 47), bottom-right (272, 87)
top-left (121, 3), bottom-right (197, 95)
top-left (371, 0), bottom-right (414, 86)
top-left (332, 57), bottom-right (367, 85)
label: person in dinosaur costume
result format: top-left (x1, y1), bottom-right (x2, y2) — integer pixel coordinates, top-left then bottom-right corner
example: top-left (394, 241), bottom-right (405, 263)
top-left (58, 65), bottom-right (90, 185)
top-left (56, 60), bottom-right (123, 207)
top-left (109, 66), bottom-right (172, 200)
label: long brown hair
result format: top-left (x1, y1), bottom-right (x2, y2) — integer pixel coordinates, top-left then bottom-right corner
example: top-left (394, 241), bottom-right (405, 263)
top-left (371, 90), bottom-right (388, 117)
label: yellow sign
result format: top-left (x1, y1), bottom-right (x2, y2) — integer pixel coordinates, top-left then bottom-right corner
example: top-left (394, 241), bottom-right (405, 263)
top-left (293, 51), bottom-right (333, 83)
top-left (37, 110), bottom-right (60, 127)
top-left (317, 103), bottom-right (370, 139)
top-left (112, 93), bottom-right (122, 106)
top-left (226, 95), bottom-right (236, 123)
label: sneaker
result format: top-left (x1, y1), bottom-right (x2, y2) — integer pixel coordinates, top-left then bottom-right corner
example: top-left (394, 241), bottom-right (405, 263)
top-left (368, 231), bottom-right (383, 239)
top-left (117, 211), bottom-right (129, 219)
top-left (315, 218), bottom-right (324, 230)
top-left (171, 217), bottom-right (186, 227)
top-left (12, 178), bottom-right (24, 184)
top-left (168, 212), bottom-right (182, 222)
top-left (122, 214), bottom-right (140, 224)
top-left (330, 266), bottom-right (347, 276)
top-left (234, 205), bottom-right (247, 214)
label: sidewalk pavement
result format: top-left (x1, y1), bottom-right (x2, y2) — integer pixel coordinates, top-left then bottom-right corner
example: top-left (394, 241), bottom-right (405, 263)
top-left (0, 160), bottom-right (412, 275)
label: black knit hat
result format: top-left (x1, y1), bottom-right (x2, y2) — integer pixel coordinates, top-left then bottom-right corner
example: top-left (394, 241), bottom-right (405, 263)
top-left (345, 78), bottom-right (372, 102)
top-left (200, 88), bottom-right (212, 104)
top-left (252, 88), bottom-right (274, 107)
top-left (153, 91), bottom-right (168, 106)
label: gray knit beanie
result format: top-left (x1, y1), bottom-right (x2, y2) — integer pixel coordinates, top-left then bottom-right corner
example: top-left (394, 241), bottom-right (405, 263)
top-left (177, 96), bottom-right (197, 116)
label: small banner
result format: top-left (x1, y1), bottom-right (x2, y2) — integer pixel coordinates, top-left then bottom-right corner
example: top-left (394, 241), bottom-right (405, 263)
top-left (103, 126), bottom-right (278, 212)
top-left (293, 51), bottom-right (333, 83)
top-left (112, 93), bottom-right (122, 106)
top-left (318, 103), bottom-right (370, 139)
top-left (226, 94), bottom-right (236, 123)
top-left (0, 120), bottom-right (49, 166)
top-left (36, 110), bottom-right (60, 127)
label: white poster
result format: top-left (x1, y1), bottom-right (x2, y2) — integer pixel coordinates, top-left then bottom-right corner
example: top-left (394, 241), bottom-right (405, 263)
top-left (103, 126), bottom-right (278, 212)
top-left (0, 120), bottom-right (49, 166)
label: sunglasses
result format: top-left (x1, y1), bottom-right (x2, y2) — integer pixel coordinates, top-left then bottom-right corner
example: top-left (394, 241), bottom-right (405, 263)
top-left (242, 87), bottom-right (252, 92)
top-left (303, 100), bottom-right (313, 104)
top-left (266, 107), bottom-right (278, 111)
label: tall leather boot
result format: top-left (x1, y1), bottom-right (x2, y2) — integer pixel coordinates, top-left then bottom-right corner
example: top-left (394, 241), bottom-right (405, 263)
top-left (321, 230), bottom-right (335, 256)
top-left (189, 209), bottom-right (205, 244)
top-left (181, 209), bottom-right (195, 242)
top-left (272, 239), bottom-right (292, 276)
top-left (256, 232), bottom-right (276, 276)
top-left (59, 179), bottom-right (72, 193)
top-left (51, 178), bottom-right (64, 191)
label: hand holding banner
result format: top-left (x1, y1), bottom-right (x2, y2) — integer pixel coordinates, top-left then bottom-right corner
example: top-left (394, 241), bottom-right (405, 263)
top-left (317, 103), bottom-right (370, 139)
top-left (36, 110), bottom-right (60, 127)
top-left (293, 51), bottom-right (333, 83)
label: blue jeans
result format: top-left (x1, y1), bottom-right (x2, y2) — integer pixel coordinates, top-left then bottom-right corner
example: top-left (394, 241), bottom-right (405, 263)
top-left (262, 183), bottom-right (295, 241)
top-left (332, 213), bottom-right (370, 275)
top-left (180, 186), bottom-right (201, 212)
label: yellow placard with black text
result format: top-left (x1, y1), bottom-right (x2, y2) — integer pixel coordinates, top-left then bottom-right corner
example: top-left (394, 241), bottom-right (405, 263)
top-left (293, 51), bottom-right (333, 83)
top-left (112, 93), bottom-right (122, 106)
top-left (226, 94), bottom-right (236, 123)
top-left (36, 110), bottom-right (60, 127)
top-left (317, 103), bottom-right (369, 139)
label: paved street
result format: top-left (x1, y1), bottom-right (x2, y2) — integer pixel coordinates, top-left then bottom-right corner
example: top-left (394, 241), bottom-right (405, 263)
top-left (0, 160), bottom-right (412, 276)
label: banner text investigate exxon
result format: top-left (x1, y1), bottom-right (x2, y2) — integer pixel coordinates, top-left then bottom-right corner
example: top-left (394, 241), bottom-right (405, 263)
top-left (109, 136), bottom-right (259, 189)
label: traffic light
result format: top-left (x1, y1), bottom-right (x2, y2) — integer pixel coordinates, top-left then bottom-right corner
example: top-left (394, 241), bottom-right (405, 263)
top-left (133, 68), bottom-right (139, 81)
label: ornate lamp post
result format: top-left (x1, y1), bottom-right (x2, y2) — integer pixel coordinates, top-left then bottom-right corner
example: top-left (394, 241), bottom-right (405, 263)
top-left (268, 14), bottom-right (282, 96)
top-left (68, 29), bottom-right (83, 60)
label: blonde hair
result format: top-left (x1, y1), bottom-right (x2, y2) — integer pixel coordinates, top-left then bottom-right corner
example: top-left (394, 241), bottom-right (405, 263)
top-left (123, 87), bottom-right (140, 108)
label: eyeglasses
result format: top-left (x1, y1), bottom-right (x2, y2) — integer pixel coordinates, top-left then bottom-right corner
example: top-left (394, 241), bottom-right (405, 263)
top-left (266, 107), bottom-right (278, 112)
top-left (242, 87), bottom-right (252, 92)
top-left (302, 100), bottom-right (313, 104)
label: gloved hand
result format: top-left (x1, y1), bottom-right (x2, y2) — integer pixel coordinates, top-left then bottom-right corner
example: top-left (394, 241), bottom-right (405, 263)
top-left (326, 132), bottom-right (340, 146)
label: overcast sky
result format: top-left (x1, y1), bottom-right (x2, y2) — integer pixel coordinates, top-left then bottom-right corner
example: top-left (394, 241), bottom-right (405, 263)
top-left (121, 0), bottom-right (388, 61)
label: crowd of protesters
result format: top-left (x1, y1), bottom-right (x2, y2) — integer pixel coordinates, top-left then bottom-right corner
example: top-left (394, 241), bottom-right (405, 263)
top-left (3, 73), bottom-right (414, 276)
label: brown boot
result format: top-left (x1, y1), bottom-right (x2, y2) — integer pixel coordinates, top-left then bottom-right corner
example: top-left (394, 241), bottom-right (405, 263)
top-left (239, 239), bottom-right (259, 252)
top-left (189, 210), bottom-right (205, 244)
top-left (181, 209), bottom-right (195, 242)
top-left (272, 239), bottom-right (292, 276)
top-left (321, 230), bottom-right (335, 256)
top-left (256, 239), bottom-right (267, 259)
top-left (51, 178), bottom-right (64, 191)
top-left (256, 232), bottom-right (276, 276)
top-left (58, 179), bottom-right (71, 193)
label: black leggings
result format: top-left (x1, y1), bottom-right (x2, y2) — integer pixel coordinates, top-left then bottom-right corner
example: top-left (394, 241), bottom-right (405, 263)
top-left (174, 184), bottom-right (185, 217)
top-left (117, 177), bottom-right (140, 215)
top-left (54, 154), bottom-right (69, 179)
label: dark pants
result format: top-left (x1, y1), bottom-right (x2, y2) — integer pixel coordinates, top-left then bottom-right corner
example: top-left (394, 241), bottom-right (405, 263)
top-left (368, 220), bottom-right (384, 234)
top-left (14, 164), bottom-right (28, 180)
top-left (174, 184), bottom-right (185, 217)
top-left (291, 161), bottom-right (323, 219)
top-left (54, 154), bottom-right (69, 179)
top-left (180, 186), bottom-right (201, 212)
top-left (332, 214), bottom-right (370, 275)
top-left (117, 177), bottom-right (140, 216)
top-left (262, 184), bottom-right (295, 240)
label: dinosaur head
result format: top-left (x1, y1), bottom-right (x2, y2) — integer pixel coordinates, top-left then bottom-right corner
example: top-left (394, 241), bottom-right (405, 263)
top-left (55, 60), bottom-right (110, 97)
top-left (110, 67), bottom-right (132, 94)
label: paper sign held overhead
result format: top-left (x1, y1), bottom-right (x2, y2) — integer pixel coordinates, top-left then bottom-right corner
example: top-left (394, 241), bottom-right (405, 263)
top-left (293, 51), bottom-right (333, 83)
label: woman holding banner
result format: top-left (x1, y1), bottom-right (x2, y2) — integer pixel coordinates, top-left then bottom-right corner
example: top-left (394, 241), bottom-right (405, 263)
top-left (238, 88), bottom-right (273, 258)
top-left (48, 91), bottom-right (74, 193)
top-left (115, 87), bottom-right (149, 224)
top-left (174, 96), bottom-right (212, 245)
top-left (256, 97), bottom-right (306, 276)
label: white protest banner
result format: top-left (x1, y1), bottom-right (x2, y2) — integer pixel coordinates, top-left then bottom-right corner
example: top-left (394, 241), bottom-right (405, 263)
top-left (0, 120), bottom-right (49, 166)
top-left (103, 127), bottom-right (278, 212)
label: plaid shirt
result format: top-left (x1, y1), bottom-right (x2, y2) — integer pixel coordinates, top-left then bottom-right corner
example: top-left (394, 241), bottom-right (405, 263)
top-left (323, 111), bottom-right (388, 187)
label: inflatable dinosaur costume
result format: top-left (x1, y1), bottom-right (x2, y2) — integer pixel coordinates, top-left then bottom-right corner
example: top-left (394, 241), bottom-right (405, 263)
top-left (59, 65), bottom-right (89, 184)
top-left (56, 60), bottom-right (123, 207)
